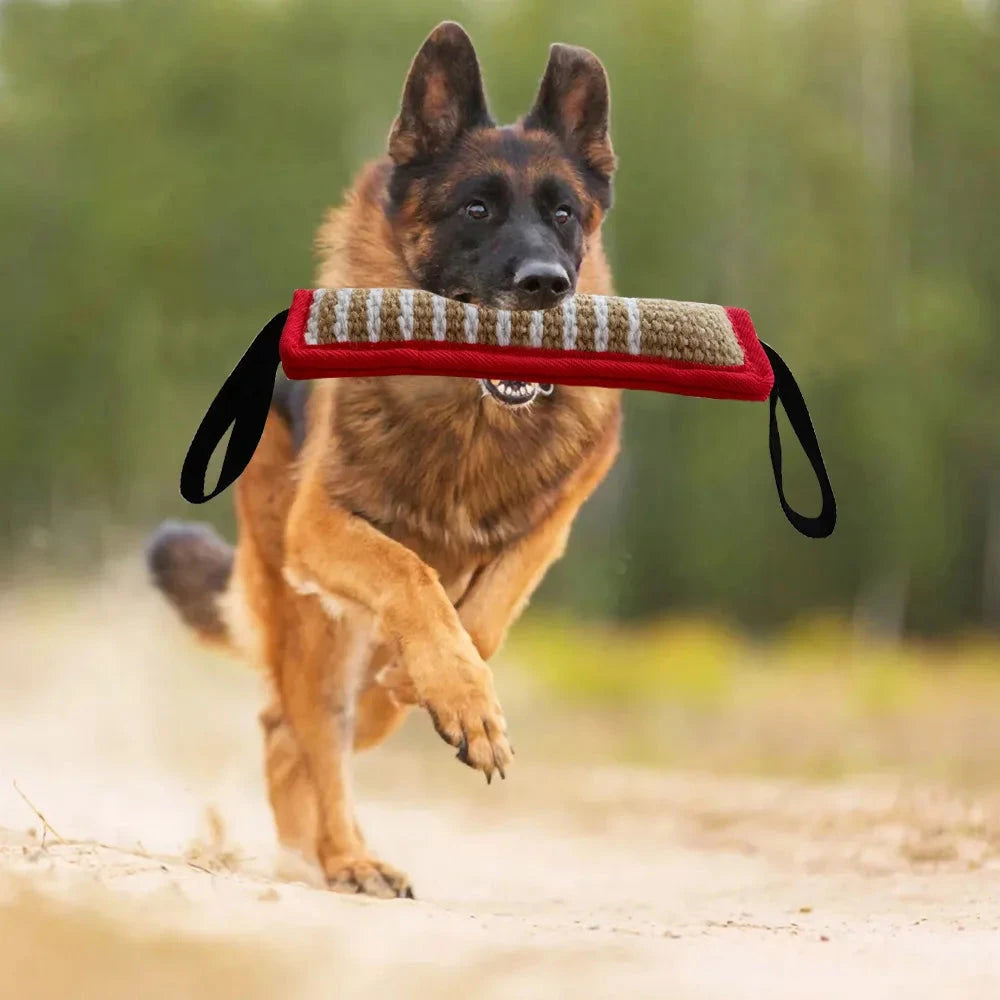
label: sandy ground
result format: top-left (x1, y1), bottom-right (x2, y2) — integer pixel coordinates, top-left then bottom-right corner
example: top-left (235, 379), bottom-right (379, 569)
top-left (3, 566), bottom-right (1000, 999)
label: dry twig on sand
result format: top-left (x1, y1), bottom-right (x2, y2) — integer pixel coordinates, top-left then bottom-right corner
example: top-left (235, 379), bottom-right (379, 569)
top-left (12, 780), bottom-right (67, 847)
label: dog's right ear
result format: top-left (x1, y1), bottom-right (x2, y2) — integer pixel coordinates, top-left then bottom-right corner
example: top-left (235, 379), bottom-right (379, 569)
top-left (388, 22), bottom-right (494, 165)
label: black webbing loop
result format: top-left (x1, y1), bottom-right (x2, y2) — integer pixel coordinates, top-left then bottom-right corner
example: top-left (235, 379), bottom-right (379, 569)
top-left (180, 310), bottom-right (288, 504)
top-left (760, 342), bottom-right (837, 538)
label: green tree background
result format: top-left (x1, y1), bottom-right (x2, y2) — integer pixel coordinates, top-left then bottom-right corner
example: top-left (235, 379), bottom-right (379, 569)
top-left (1, 0), bottom-right (997, 636)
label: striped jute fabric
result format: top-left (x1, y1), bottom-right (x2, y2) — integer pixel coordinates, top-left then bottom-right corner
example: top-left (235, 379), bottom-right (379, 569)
top-left (304, 289), bottom-right (745, 368)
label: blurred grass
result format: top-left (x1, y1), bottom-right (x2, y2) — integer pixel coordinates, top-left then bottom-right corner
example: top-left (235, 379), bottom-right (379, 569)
top-left (502, 612), bottom-right (1000, 783)
top-left (507, 611), bottom-right (1000, 706)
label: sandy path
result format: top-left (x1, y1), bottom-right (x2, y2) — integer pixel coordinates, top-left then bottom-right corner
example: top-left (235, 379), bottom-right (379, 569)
top-left (5, 771), bottom-right (1000, 1000)
top-left (3, 571), bottom-right (1000, 998)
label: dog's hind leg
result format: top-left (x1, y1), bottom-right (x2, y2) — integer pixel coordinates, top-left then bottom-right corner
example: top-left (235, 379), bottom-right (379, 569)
top-left (353, 643), bottom-right (412, 751)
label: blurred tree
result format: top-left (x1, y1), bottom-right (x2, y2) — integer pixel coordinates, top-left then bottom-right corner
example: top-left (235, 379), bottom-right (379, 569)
top-left (0, 0), bottom-right (997, 635)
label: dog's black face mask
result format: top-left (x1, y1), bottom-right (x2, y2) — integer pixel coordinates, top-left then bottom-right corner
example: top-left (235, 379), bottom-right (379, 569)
top-left (397, 142), bottom-right (584, 314)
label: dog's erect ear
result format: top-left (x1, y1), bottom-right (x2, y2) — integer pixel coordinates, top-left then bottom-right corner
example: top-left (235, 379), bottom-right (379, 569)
top-left (523, 43), bottom-right (616, 179)
top-left (388, 22), bottom-right (493, 165)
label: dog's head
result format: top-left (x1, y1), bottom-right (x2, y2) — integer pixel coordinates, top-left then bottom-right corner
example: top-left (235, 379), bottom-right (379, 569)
top-left (384, 22), bottom-right (616, 409)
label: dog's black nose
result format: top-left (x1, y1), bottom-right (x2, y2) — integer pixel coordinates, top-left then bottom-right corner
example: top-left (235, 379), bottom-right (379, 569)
top-left (513, 261), bottom-right (572, 309)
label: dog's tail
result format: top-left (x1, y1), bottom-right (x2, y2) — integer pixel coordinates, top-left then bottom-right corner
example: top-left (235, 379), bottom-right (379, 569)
top-left (147, 521), bottom-right (234, 646)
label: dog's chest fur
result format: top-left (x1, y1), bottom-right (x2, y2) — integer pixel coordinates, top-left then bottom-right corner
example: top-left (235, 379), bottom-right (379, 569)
top-left (323, 377), bottom-right (617, 578)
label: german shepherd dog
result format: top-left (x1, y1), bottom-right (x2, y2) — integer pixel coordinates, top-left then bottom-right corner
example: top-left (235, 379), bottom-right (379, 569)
top-left (150, 22), bottom-right (621, 898)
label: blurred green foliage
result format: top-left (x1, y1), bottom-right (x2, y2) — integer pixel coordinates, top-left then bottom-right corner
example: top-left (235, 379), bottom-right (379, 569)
top-left (501, 612), bottom-right (1000, 778)
top-left (506, 611), bottom-right (1000, 707)
top-left (1, 0), bottom-right (997, 635)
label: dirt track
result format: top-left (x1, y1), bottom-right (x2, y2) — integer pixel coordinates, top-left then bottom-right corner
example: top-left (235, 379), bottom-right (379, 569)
top-left (3, 570), bottom-right (1000, 999)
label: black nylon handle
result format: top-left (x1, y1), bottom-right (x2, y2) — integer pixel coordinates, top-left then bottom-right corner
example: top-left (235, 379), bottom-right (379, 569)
top-left (180, 310), bottom-right (288, 504)
top-left (760, 342), bottom-right (837, 538)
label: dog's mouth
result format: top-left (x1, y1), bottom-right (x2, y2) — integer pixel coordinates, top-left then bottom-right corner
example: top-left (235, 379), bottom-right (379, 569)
top-left (480, 379), bottom-right (554, 407)
top-left (449, 293), bottom-right (556, 406)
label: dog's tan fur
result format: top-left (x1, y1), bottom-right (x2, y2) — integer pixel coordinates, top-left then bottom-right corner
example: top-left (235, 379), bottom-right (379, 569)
top-left (156, 23), bottom-right (621, 898)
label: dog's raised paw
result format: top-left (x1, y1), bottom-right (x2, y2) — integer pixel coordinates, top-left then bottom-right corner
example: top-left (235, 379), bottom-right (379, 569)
top-left (424, 680), bottom-right (512, 783)
top-left (325, 856), bottom-right (414, 899)
top-left (377, 629), bottom-right (513, 782)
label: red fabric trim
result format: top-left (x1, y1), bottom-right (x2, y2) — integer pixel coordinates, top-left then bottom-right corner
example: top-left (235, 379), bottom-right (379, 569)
top-left (725, 307), bottom-right (773, 399)
top-left (281, 288), bottom-right (315, 351)
top-left (278, 292), bottom-right (774, 402)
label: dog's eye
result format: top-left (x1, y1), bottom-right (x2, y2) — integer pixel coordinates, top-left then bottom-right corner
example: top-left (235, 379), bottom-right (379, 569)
top-left (554, 205), bottom-right (572, 224)
top-left (464, 200), bottom-right (490, 221)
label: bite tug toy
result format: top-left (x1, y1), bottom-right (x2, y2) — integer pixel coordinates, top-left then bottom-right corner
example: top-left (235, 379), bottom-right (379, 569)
top-left (180, 289), bottom-right (837, 538)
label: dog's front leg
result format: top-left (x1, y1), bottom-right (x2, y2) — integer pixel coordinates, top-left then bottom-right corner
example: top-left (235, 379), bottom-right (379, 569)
top-left (458, 427), bottom-right (621, 660)
top-left (273, 592), bottom-right (411, 897)
top-left (284, 478), bottom-right (512, 784)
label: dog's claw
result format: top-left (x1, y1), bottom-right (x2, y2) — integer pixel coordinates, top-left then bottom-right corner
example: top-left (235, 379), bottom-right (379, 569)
top-left (486, 722), bottom-right (507, 780)
top-left (455, 723), bottom-right (472, 766)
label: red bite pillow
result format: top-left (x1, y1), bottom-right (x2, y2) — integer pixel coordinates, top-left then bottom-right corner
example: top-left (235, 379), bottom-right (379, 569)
top-left (180, 289), bottom-right (836, 539)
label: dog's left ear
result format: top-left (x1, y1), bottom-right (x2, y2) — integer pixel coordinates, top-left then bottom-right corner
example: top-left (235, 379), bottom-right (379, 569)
top-left (523, 44), bottom-right (616, 181)
top-left (388, 22), bottom-right (494, 165)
